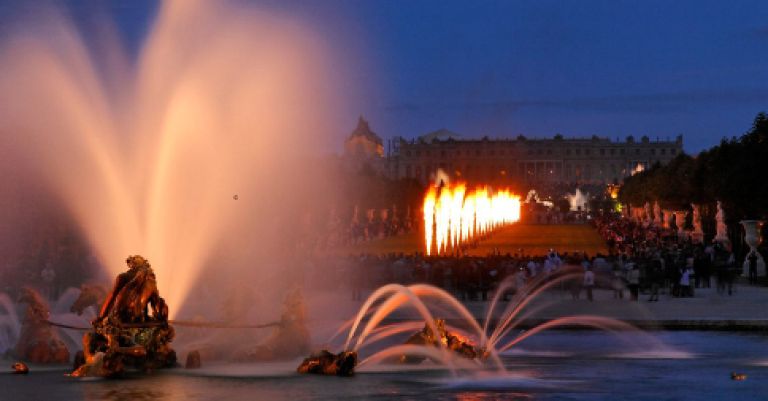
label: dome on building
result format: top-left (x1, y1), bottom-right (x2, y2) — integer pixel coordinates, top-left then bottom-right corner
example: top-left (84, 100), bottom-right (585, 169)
top-left (344, 116), bottom-right (384, 159)
top-left (348, 116), bottom-right (383, 146)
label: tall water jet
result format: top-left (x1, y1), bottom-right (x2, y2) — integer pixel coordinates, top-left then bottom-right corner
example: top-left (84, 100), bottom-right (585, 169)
top-left (565, 188), bottom-right (589, 212)
top-left (0, 2), bottom-right (344, 315)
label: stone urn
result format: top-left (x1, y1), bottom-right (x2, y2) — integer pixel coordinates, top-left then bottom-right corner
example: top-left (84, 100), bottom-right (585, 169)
top-left (740, 220), bottom-right (765, 277)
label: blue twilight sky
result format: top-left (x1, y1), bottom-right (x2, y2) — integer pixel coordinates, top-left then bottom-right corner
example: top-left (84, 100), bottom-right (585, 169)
top-left (1, 0), bottom-right (767, 153)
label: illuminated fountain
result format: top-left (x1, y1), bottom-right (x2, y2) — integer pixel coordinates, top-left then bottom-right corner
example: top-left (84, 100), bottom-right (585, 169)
top-left (423, 184), bottom-right (520, 256)
top-left (312, 268), bottom-right (671, 376)
top-left (0, 293), bottom-right (21, 356)
top-left (565, 188), bottom-right (590, 212)
top-left (0, 2), bottom-right (341, 315)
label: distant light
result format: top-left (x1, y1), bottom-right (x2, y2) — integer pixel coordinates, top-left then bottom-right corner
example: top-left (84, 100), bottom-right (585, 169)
top-left (233, 194), bottom-right (239, 200)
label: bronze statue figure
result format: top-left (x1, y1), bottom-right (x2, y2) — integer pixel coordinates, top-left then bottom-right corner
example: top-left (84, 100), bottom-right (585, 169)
top-left (72, 255), bottom-right (176, 377)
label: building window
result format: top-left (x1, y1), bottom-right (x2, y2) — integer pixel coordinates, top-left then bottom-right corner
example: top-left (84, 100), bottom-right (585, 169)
top-left (620, 149), bottom-right (625, 155)
top-left (660, 149), bottom-right (666, 155)
top-left (670, 149), bottom-right (677, 155)
top-left (600, 149), bottom-right (605, 156)
top-left (610, 149), bottom-right (615, 155)
top-left (651, 149), bottom-right (656, 155)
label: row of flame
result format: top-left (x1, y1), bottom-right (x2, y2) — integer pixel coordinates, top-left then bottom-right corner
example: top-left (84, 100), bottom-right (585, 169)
top-left (423, 184), bottom-right (521, 255)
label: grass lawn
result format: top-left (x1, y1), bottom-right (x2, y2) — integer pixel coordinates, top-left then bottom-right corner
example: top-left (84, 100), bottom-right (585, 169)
top-left (464, 224), bottom-right (608, 257)
top-left (334, 224), bottom-right (608, 257)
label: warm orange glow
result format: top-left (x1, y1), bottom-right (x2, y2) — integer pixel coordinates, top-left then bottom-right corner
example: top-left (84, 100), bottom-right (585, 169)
top-left (607, 184), bottom-right (620, 199)
top-left (423, 183), bottom-right (520, 255)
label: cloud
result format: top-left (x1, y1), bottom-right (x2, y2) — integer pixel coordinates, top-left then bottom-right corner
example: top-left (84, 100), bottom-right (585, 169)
top-left (385, 88), bottom-right (768, 115)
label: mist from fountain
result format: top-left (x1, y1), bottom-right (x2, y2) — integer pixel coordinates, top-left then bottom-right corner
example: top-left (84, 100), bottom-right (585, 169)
top-left (0, 293), bottom-right (21, 355)
top-left (0, 2), bottom-right (344, 315)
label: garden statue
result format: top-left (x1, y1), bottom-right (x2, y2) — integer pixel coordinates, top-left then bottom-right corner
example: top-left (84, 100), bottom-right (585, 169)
top-left (674, 211), bottom-right (687, 237)
top-left (644, 202), bottom-right (652, 226)
top-left (715, 201), bottom-right (729, 243)
top-left (691, 204), bottom-right (704, 243)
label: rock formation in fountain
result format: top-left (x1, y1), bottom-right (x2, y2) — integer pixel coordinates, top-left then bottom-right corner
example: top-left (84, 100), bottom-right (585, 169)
top-left (297, 350), bottom-right (358, 376)
top-left (12, 362), bottom-right (30, 374)
top-left (398, 319), bottom-right (485, 364)
top-left (185, 350), bottom-right (202, 369)
top-left (233, 287), bottom-right (310, 361)
top-left (715, 201), bottom-right (729, 243)
top-left (72, 256), bottom-right (176, 377)
top-left (13, 287), bottom-right (70, 364)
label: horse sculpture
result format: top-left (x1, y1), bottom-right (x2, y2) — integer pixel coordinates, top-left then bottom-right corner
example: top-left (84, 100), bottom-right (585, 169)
top-left (72, 255), bottom-right (176, 377)
top-left (70, 284), bottom-right (107, 316)
top-left (14, 287), bottom-right (70, 363)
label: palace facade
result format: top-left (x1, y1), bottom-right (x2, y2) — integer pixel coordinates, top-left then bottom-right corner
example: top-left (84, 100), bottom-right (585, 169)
top-left (342, 118), bottom-right (684, 187)
top-left (386, 129), bottom-right (683, 186)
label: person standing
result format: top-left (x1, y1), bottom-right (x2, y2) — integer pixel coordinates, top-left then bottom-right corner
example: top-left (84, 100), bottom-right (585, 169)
top-left (748, 252), bottom-right (758, 285)
top-left (627, 263), bottom-right (640, 301)
top-left (679, 266), bottom-right (692, 298)
top-left (583, 268), bottom-right (595, 302)
top-left (612, 264), bottom-right (625, 299)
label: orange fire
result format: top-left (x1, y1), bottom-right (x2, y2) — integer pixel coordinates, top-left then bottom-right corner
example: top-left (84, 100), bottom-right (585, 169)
top-left (423, 183), bottom-right (520, 255)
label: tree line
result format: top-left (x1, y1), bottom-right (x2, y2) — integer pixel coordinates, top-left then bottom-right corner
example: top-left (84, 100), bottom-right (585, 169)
top-left (619, 112), bottom-right (768, 240)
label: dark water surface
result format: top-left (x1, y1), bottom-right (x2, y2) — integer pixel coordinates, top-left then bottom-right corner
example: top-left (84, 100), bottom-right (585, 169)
top-left (3, 331), bottom-right (768, 401)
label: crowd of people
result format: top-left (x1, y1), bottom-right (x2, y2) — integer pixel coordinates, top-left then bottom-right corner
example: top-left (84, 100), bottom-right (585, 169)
top-left (592, 213), bottom-right (748, 298)
top-left (305, 211), bottom-right (759, 303)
